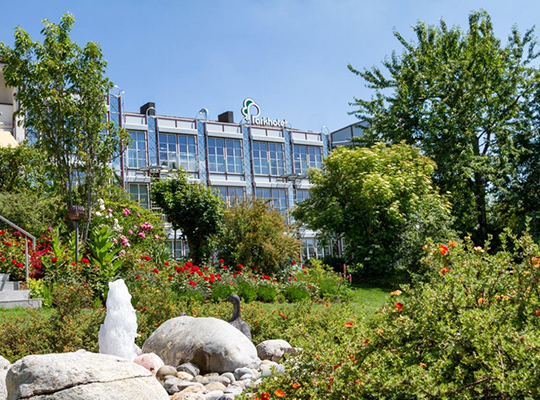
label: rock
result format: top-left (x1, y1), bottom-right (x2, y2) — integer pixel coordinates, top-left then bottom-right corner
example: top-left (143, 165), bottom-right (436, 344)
top-left (156, 365), bottom-right (177, 380)
top-left (177, 371), bottom-right (194, 381)
top-left (0, 357), bottom-right (10, 370)
top-left (216, 396), bottom-right (234, 400)
top-left (223, 383), bottom-right (243, 396)
top-left (5, 351), bottom-right (169, 400)
top-left (134, 353), bottom-right (164, 373)
top-left (233, 367), bottom-right (252, 380)
top-left (205, 382), bottom-right (226, 392)
top-left (204, 390), bottom-right (224, 400)
top-left (170, 385), bottom-right (207, 400)
top-left (239, 373), bottom-right (255, 381)
top-left (163, 378), bottom-right (204, 395)
top-left (256, 340), bottom-right (295, 362)
top-left (0, 369), bottom-right (7, 400)
top-left (221, 373), bottom-right (235, 383)
top-left (177, 362), bottom-right (200, 377)
top-left (143, 316), bottom-right (260, 373)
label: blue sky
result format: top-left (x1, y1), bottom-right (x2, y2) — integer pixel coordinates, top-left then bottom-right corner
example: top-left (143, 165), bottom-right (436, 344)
top-left (1, 0), bottom-right (539, 132)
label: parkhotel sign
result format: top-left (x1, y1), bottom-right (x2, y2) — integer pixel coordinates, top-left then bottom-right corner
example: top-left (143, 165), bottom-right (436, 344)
top-left (241, 98), bottom-right (288, 128)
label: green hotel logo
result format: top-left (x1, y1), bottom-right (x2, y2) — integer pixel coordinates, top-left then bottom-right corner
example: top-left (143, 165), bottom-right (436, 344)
top-left (241, 98), bottom-right (288, 128)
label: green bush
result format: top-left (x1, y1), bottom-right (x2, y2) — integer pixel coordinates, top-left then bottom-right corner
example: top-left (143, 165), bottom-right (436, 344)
top-left (257, 283), bottom-right (278, 302)
top-left (210, 283), bottom-right (234, 302)
top-left (237, 280), bottom-right (258, 303)
top-left (283, 284), bottom-right (310, 303)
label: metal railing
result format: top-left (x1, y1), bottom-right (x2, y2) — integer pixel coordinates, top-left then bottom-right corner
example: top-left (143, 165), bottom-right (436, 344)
top-left (0, 215), bottom-right (36, 280)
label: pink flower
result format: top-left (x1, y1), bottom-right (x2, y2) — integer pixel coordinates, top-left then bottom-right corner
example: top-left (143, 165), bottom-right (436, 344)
top-left (138, 232), bottom-right (146, 238)
top-left (122, 208), bottom-right (130, 216)
top-left (120, 236), bottom-right (130, 247)
top-left (154, 235), bottom-right (160, 240)
top-left (128, 230), bottom-right (133, 235)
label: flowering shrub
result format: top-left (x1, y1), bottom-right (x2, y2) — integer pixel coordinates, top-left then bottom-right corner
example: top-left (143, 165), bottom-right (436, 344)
top-left (250, 233), bottom-right (540, 399)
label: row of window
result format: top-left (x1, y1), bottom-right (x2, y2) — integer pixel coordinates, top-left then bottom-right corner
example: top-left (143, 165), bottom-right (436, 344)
top-left (127, 131), bottom-right (322, 175)
top-left (128, 183), bottom-right (310, 212)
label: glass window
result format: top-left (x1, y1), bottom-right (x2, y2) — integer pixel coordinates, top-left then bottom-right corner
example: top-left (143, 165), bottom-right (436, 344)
top-left (302, 238), bottom-right (316, 261)
top-left (293, 145), bottom-right (322, 174)
top-left (159, 134), bottom-right (177, 169)
top-left (255, 187), bottom-right (288, 213)
top-left (179, 135), bottom-right (198, 171)
top-left (127, 131), bottom-right (147, 168)
top-left (214, 186), bottom-right (245, 207)
top-left (169, 239), bottom-right (189, 259)
top-left (296, 189), bottom-right (310, 203)
top-left (129, 184), bottom-right (149, 208)
top-left (208, 138), bottom-right (243, 174)
top-left (253, 142), bottom-right (284, 176)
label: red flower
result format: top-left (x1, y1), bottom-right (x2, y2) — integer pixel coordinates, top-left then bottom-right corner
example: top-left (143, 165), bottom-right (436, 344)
top-left (218, 258), bottom-right (224, 264)
top-left (186, 261), bottom-right (193, 267)
top-left (51, 257), bottom-right (58, 263)
top-left (301, 265), bottom-right (306, 269)
top-left (260, 392), bottom-right (270, 400)
top-left (275, 389), bottom-right (286, 397)
top-left (142, 255), bottom-right (152, 261)
top-left (292, 261), bottom-right (296, 265)
top-left (71, 262), bottom-right (76, 266)
top-left (440, 266), bottom-right (450, 275)
top-left (253, 266), bottom-right (258, 271)
top-left (536, 310), bottom-right (540, 316)
top-left (223, 265), bottom-right (228, 270)
top-left (0, 257), bottom-right (4, 262)
top-left (16, 263), bottom-right (24, 269)
top-left (308, 285), bottom-right (313, 289)
top-left (135, 274), bottom-right (141, 279)
top-left (291, 382), bottom-right (301, 389)
top-left (395, 302), bottom-right (404, 312)
top-left (168, 275), bottom-right (173, 281)
top-left (204, 266), bottom-right (209, 270)
top-left (152, 268), bottom-right (159, 274)
top-left (164, 261), bottom-right (169, 266)
top-left (189, 280), bottom-right (196, 287)
top-left (439, 244), bottom-right (449, 255)
top-left (216, 275), bottom-right (222, 282)
top-left (11, 259), bottom-right (16, 264)
top-left (238, 263), bottom-right (243, 269)
top-left (80, 258), bottom-right (90, 264)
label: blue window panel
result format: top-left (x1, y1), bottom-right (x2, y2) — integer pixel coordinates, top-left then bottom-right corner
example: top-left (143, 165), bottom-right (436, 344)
top-left (197, 121), bottom-right (207, 183)
top-left (255, 187), bottom-right (288, 214)
top-left (178, 135), bottom-right (198, 171)
top-left (322, 133), bottom-right (329, 158)
top-left (243, 126), bottom-right (253, 195)
top-left (159, 133), bottom-right (177, 169)
top-left (293, 145), bottom-right (322, 174)
top-left (208, 138), bottom-right (226, 173)
top-left (214, 186), bottom-right (245, 206)
top-left (148, 116), bottom-right (157, 166)
top-left (129, 184), bottom-right (149, 208)
top-left (127, 131), bottom-right (147, 168)
top-left (283, 129), bottom-right (293, 175)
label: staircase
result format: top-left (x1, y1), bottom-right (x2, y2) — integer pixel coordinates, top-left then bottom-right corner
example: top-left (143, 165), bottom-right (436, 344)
top-left (0, 274), bottom-right (41, 309)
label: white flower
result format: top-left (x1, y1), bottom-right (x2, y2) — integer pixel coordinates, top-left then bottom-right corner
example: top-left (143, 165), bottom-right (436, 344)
top-left (95, 211), bottom-right (102, 217)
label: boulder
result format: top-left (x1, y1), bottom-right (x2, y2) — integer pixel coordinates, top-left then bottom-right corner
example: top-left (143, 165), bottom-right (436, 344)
top-left (143, 316), bottom-right (260, 373)
top-left (5, 351), bottom-right (169, 400)
top-left (134, 352), bottom-right (164, 373)
top-left (0, 357), bottom-right (10, 371)
top-left (256, 339), bottom-right (295, 362)
top-left (0, 369), bottom-right (7, 400)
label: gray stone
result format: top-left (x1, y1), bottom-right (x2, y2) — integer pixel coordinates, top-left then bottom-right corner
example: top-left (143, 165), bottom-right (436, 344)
top-left (0, 357), bottom-right (10, 371)
top-left (256, 339), bottom-right (295, 362)
top-left (143, 316), bottom-right (260, 373)
top-left (164, 378), bottom-right (204, 395)
top-left (171, 385), bottom-right (207, 400)
top-left (233, 367), bottom-right (252, 380)
top-left (239, 373), bottom-right (255, 381)
top-left (216, 396), bottom-right (234, 400)
top-left (5, 351), bottom-right (169, 400)
top-left (177, 362), bottom-right (200, 377)
top-left (205, 382), bottom-right (226, 392)
top-left (224, 383), bottom-right (243, 396)
top-left (156, 365), bottom-right (178, 380)
top-left (204, 390), bottom-right (224, 400)
top-left (221, 373), bottom-right (235, 383)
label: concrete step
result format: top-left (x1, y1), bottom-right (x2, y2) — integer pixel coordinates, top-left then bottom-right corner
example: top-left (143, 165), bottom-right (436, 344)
top-left (0, 299), bottom-right (42, 309)
top-left (0, 281), bottom-right (19, 291)
top-left (0, 274), bottom-right (10, 283)
top-left (0, 290), bottom-right (30, 301)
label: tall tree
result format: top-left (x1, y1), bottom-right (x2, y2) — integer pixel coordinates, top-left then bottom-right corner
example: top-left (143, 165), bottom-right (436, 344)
top-left (0, 14), bottom-right (125, 240)
top-left (151, 171), bottom-right (224, 265)
top-left (293, 143), bottom-right (453, 280)
top-left (349, 10), bottom-right (540, 244)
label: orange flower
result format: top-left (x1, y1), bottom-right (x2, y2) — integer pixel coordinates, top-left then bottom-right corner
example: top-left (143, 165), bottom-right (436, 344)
top-left (440, 266), bottom-right (450, 275)
top-left (532, 257), bottom-right (539, 268)
top-left (478, 297), bottom-right (486, 305)
top-left (439, 244), bottom-right (449, 255)
top-left (275, 388), bottom-right (286, 397)
top-left (325, 300), bottom-right (330, 307)
top-left (345, 321), bottom-right (354, 328)
top-left (535, 309), bottom-right (540, 316)
top-left (260, 392), bottom-right (270, 400)
top-left (390, 289), bottom-right (402, 296)
top-left (448, 240), bottom-right (458, 248)
top-left (291, 383), bottom-right (301, 389)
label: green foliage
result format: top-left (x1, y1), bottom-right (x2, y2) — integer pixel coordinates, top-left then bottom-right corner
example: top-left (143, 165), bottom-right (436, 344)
top-left (349, 10), bottom-right (540, 245)
top-left (217, 197), bottom-right (301, 275)
top-left (209, 282), bottom-right (234, 302)
top-left (283, 284), bottom-right (310, 303)
top-left (0, 144), bottom-right (48, 193)
top-left (236, 279), bottom-right (258, 303)
top-left (299, 260), bottom-right (351, 300)
top-left (257, 283), bottom-right (278, 302)
top-left (151, 170), bottom-right (224, 265)
top-left (0, 13), bottom-right (127, 240)
top-left (294, 143), bottom-right (453, 280)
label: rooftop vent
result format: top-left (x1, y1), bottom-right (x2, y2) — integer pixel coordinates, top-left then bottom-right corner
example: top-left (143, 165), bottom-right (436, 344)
top-left (140, 102), bottom-right (156, 116)
top-left (218, 111), bottom-right (234, 124)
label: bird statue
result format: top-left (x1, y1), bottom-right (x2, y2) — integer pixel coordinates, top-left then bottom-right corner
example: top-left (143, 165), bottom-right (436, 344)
top-left (222, 294), bottom-right (252, 340)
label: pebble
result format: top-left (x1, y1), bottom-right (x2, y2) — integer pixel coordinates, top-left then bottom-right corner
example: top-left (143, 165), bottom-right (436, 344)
top-left (177, 362), bottom-right (200, 377)
top-left (233, 367), bottom-right (252, 380)
top-left (221, 372), bottom-right (235, 383)
top-left (177, 371), bottom-right (195, 381)
top-left (205, 382), bottom-right (227, 392)
top-left (204, 390), bottom-right (225, 400)
top-left (156, 365), bottom-right (177, 380)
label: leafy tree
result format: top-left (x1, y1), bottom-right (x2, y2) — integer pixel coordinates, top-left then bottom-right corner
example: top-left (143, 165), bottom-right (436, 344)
top-left (293, 142), bottom-right (453, 280)
top-left (217, 197), bottom-right (301, 275)
top-left (151, 171), bottom-right (224, 265)
top-left (348, 10), bottom-right (540, 245)
top-left (0, 14), bottom-right (126, 240)
top-left (0, 143), bottom-right (48, 193)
